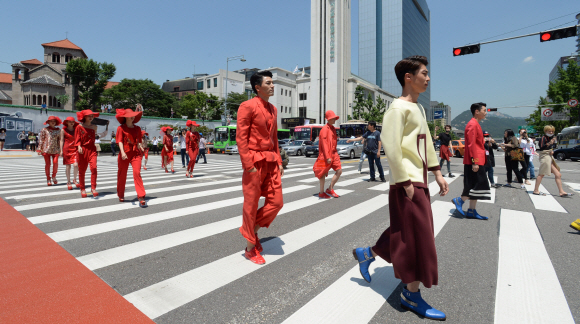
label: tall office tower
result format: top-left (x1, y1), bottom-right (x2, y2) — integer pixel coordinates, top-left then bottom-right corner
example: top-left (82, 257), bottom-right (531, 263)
top-left (359, 0), bottom-right (431, 109)
top-left (576, 13), bottom-right (580, 53)
top-left (310, 0), bottom-right (352, 124)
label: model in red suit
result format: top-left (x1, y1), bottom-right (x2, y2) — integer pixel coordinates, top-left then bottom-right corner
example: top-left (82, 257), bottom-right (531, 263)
top-left (37, 116), bottom-right (62, 186)
top-left (59, 117), bottom-right (80, 190)
top-left (452, 102), bottom-right (491, 220)
top-left (75, 110), bottom-right (107, 198)
top-left (236, 70), bottom-right (284, 265)
top-left (161, 127), bottom-right (175, 173)
top-left (141, 131), bottom-right (149, 170)
top-left (314, 110), bottom-right (343, 199)
top-left (185, 120), bottom-right (201, 178)
top-left (115, 109), bottom-right (147, 207)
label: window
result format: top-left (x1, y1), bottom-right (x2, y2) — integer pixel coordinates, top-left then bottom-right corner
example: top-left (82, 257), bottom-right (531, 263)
top-left (299, 107), bottom-right (306, 118)
top-left (37, 95), bottom-right (41, 105)
top-left (33, 95), bottom-right (36, 105)
top-left (285, 107), bottom-right (287, 113)
top-left (289, 91), bottom-right (291, 97)
top-left (43, 95), bottom-right (46, 104)
top-left (285, 90), bottom-right (288, 96)
top-left (65, 54), bottom-right (73, 63)
top-left (52, 52), bottom-right (60, 63)
top-left (173, 86), bottom-right (180, 92)
top-left (299, 93), bottom-right (307, 100)
top-left (207, 79), bottom-right (211, 88)
top-left (280, 106), bottom-right (283, 112)
top-left (281, 88), bottom-right (284, 95)
top-left (214, 78), bottom-right (217, 87)
top-left (197, 81), bottom-right (204, 90)
top-left (289, 107), bottom-right (291, 114)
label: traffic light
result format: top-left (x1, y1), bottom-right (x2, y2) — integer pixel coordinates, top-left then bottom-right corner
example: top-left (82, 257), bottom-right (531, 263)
top-left (453, 44), bottom-right (480, 56)
top-left (487, 108), bottom-right (497, 112)
top-left (540, 26), bottom-right (578, 42)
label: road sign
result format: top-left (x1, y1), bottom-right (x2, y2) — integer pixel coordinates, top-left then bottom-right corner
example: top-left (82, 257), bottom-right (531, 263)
top-left (568, 98), bottom-right (578, 107)
top-left (434, 110), bottom-right (443, 119)
top-left (541, 107), bottom-right (569, 121)
top-left (518, 125), bottom-right (536, 133)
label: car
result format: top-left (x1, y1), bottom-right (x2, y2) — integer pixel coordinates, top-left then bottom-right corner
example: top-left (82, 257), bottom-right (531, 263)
top-left (337, 139), bottom-right (363, 159)
top-left (225, 145), bottom-right (238, 155)
top-left (304, 140), bottom-right (319, 157)
top-left (434, 140), bottom-right (441, 150)
top-left (451, 139), bottom-right (465, 157)
top-left (173, 136), bottom-right (180, 153)
top-left (283, 140), bottom-right (312, 156)
top-left (553, 145), bottom-right (580, 161)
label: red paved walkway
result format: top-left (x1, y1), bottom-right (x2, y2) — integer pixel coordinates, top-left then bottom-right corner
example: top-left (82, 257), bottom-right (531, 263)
top-left (0, 198), bottom-right (153, 323)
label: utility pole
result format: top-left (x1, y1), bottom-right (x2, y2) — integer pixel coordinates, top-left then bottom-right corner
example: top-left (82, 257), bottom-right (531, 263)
top-left (224, 55), bottom-right (246, 124)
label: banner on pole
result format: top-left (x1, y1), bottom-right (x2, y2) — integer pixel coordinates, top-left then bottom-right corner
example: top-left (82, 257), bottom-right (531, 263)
top-left (541, 108), bottom-right (569, 121)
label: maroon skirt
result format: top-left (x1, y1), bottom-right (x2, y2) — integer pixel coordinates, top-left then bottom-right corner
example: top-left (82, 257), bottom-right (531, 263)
top-left (372, 184), bottom-right (438, 288)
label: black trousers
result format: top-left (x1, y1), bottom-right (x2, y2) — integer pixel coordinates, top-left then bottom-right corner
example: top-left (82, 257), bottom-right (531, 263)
top-left (505, 155), bottom-right (523, 184)
top-left (152, 145), bottom-right (159, 155)
top-left (519, 153), bottom-right (530, 180)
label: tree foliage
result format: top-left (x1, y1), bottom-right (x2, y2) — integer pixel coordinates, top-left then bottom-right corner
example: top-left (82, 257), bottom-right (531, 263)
top-left (55, 94), bottom-right (69, 107)
top-left (225, 92), bottom-right (252, 119)
top-left (101, 79), bottom-right (177, 118)
top-left (347, 85), bottom-right (388, 122)
top-left (179, 92), bottom-right (223, 121)
top-left (66, 59), bottom-right (116, 110)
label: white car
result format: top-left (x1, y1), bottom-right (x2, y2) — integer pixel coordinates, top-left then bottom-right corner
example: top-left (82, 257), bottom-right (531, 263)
top-left (283, 140), bottom-right (312, 156)
top-left (226, 145), bottom-right (238, 155)
top-left (173, 136), bottom-right (180, 153)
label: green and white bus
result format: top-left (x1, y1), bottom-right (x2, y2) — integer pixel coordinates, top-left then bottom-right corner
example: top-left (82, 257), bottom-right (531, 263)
top-left (214, 126), bottom-right (291, 152)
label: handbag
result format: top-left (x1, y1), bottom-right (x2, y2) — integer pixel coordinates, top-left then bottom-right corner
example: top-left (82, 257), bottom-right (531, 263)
top-left (510, 148), bottom-right (524, 161)
top-left (363, 148), bottom-right (373, 155)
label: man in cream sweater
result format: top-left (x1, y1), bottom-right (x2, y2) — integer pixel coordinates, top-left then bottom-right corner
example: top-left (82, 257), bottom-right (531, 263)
top-left (352, 55), bottom-right (449, 321)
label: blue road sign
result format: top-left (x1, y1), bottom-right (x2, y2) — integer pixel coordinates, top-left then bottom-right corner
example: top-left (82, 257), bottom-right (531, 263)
top-left (434, 110), bottom-right (443, 119)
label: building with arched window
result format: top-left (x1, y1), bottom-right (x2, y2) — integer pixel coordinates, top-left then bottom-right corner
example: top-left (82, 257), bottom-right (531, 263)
top-left (4, 39), bottom-right (88, 110)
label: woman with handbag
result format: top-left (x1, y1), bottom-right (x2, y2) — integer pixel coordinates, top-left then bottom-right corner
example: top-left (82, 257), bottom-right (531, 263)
top-left (518, 129), bottom-right (532, 185)
top-left (500, 129), bottom-right (524, 189)
top-left (532, 125), bottom-right (573, 197)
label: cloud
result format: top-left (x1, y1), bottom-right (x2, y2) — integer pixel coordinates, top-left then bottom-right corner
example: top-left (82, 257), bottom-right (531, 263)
top-left (523, 56), bottom-right (535, 63)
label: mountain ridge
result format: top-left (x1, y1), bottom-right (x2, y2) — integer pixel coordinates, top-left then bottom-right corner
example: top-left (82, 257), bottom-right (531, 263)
top-left (451, 110), bottom-right (527, 138)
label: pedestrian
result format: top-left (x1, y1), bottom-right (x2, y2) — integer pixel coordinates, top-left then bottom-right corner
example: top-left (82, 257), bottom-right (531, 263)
top-left (161, 126), bottom-right (175, 173)
top-left (280, 144), bottom-right (289, 169)
top-left (110, 136), bottom-right (117, 156)
top-left (170, 108), bottom-right (174, 118)
top-left (75, 110), bottom-right (108, 198)
top-left (236, 70), bottom-right (284, 265)
top-left (528, 136), bottom-right (537, 180)
top-left (353, 55), bottom-right (448, 321)
top-left (37, 116), bottom-right (62, 186)
top-left (314, 110), bottom-right (342, 198)
top-left (179, 129), bottom-right (189, 168)
top-left (434, 125), bottom-right (455, 177)
top-left (347, 121), bottom-right (385, 182)
top-left (196, 134), bottom-right (207, 164)
top-left (141, 131), bottom-right (149, 170)
top-left (500, 129), bottom-right (525, 189)
top-left (115, 109), bottom-right (147, 207)
top-left (518, 129), bottom-right (533, 185)
top-left (18, 130), bottom-right (27, 150)
top-left (152, 136), bottom-right (159, 155)
top-left (185, 120), bottom-right (201, 178)
top-left (107, 103), bottom-right (112, 113)
top-left (532, 125), bottom-right (573, 197)
top-left (59, 116), bottom-right (80, 190)
top-left (101, 104), bottom-right (106, 113)
top-left (357, 139), bottom-right (367, 174)
top-left (483, 131), bottom-right (500, 188)
top-left (28, 131), bottom-right (37, 152)
top-left (0, 128), bottom-right (6, 151)
top-left (95, 135), bottom-right (102, 156)
top-left (136, 103), bottom-right (144, 114)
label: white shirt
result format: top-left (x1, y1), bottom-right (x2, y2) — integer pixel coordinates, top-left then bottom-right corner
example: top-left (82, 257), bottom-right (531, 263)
top-left (152, 138), bottom-right (158, 145)
top-left (180, 135), bottom-right (186, 149)
top-left (520, 138), bottom-right (533, 155)
top-left (95, 138), bottom-right (101, 144)
top-left (199, 138), bottom-right (206, 149)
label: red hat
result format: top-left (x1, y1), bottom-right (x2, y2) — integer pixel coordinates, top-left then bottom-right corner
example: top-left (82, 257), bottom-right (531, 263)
top-left (186, 120), bottom-right (200, 127)
top-left (77, 109), bottom-right (99, 122)
top-left (141, 130), bottom-right (149, 137)
top-left (161, 126), bottom-right (173, 134)
top-left (325, 110), bottom-right (339, 121)
top-left (44, 116), bottom-right (62, 126)
top-left (63, 116), bottom-right (79, 127)
top-left (116, 108), bottom-right (143, 124)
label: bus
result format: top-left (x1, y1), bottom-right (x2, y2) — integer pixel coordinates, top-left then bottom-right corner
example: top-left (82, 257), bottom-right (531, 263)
top-left (214, 125), bottom-right (237, 153)
top-left (556, 126), bottom-right (580, 149)
top-left (293, 124), bottom-right (326, 141)
top-left (338, 120), bottom-right (383, 138)
top-left (277, 129), bottom-right (291, 140)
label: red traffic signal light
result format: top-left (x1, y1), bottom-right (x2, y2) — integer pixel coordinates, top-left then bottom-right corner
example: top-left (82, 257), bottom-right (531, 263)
top-left (540, 26), bottom-right (578, 42)
top-left (453, 44), bottom-right (481, 56)
top-left (487, 108), bottom-right (497, 112)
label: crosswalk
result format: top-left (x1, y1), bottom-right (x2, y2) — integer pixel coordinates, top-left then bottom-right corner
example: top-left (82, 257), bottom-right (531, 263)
top-left (0, 156), bottom-right (577, 323)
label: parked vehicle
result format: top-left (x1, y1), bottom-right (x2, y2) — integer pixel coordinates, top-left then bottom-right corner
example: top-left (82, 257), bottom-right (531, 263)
top-left (337, 140), bottom-right (363, 159)
top-left (225, 145), bottom-right (238, 155)
top-left (553, 145), bottom-right (580, 161)
top-left (304, 140), bottom-right (319, 157)
top-left (283, 140), bottom-right (312, 156)
top-left (434, 140), bottom-right (441, 150)
top-left (451, 139), bottom-right (465, 157)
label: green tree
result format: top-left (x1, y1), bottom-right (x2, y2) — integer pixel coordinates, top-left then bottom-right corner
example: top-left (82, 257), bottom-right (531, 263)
top-left (225, 92), bottom-right (252, 119)
top-left (66, 59), bottom-right (115, 110)
top-left (365, 96), bottom-right (387, 122)
top-left (348, 86), bottom-right (368, 120)
top-left (55, 94), bottom-right (69, 108)
top-left (101, 79), bottom-right (176, 118)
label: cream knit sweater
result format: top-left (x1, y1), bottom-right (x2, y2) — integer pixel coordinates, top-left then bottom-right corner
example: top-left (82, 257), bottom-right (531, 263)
top-left (381, 98), bottom-right (440, 187)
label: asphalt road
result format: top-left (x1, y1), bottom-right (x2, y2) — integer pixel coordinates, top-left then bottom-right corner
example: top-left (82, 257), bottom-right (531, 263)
top-left (1, 150), bottom-right (579, 324)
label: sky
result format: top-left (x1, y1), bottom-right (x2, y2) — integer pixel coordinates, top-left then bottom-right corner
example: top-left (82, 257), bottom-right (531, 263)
top-left (2, 0), bottom-right (579, 120)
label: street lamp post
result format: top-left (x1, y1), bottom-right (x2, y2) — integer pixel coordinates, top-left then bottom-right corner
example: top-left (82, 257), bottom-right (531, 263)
top-left (224, 55), bottom-right (246, 125)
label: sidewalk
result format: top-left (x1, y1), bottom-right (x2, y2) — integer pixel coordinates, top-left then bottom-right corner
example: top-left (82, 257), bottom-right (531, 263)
top-left (0, 150), bottom-right (42, 158)
top-left (0, 198), bottom-right (153, 323)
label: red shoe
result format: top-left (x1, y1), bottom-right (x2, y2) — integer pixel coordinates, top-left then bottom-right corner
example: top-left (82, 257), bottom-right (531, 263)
top-left (80, 190), bottom-right (87, 198)
top-left (67, 183), bottom-right (73, 190)
top-left (190, 174), bottom-right (195, 178)
top-left (52, 177), bottom-right (58, 185)
top-left (165, 169), bottom-right (169, 173)
top-left (91, 189), bottom-right (99, 197)
top-left (143, 166), bottom-right (147, 170)
top-left (75, 181), bottom-right (80, 188)
top-left (326, 188), bottom-right (340, 198)
top-left (47, 180), bottom-right (52, 186)
top-left (255, 234), bottom-right (263, 253)
top-left (318, 192), bottom-right (331, 199)
top-left (119, 197), bottom-right (124, 202)
top-left (139, 197), bottom-right (147, 208)
top-left (171, 168), bottom-right (175, 174)
top-left (244, 247), bottom-right (265, 265)
top-left (185, 172), bottom-right (189, 178)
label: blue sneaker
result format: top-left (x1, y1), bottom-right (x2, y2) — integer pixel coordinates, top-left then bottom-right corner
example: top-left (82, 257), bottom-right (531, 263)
top-left (401, 286), bottom-right (446, 321)
top-left (452, 197), bottom-right (465, 216)
top-left (466, 209), bottom-right (488, 220)
top-left (352, 247), bottom-right (375, 283)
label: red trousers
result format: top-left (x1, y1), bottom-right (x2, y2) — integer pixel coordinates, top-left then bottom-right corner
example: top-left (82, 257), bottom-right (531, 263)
top-left (43, 154), bottom-right (59, 180)
top-left (117, 151), bottom-right (146, 199)
top-left (187, 148), bottom-right (198, 173)
top-left (240, 160), bottom-right (283, 244)
top-left (78, 147), bottom-right (97, 191)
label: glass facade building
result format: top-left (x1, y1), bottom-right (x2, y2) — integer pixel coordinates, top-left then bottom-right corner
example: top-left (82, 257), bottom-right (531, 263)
top-left (359, 0), bottom-right (431, 109)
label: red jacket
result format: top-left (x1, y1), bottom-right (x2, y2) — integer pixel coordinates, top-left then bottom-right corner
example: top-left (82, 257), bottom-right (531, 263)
top-left (318, 124), bottom-right (337, 160)
top-left (463, 118), bottom-right (486, 166)
top-left (186, 131), bottom-right (200, 151)
top-left (236, 97), bottom-right (282, 171)
top-left (116, 125), bottom-right (142, 153)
